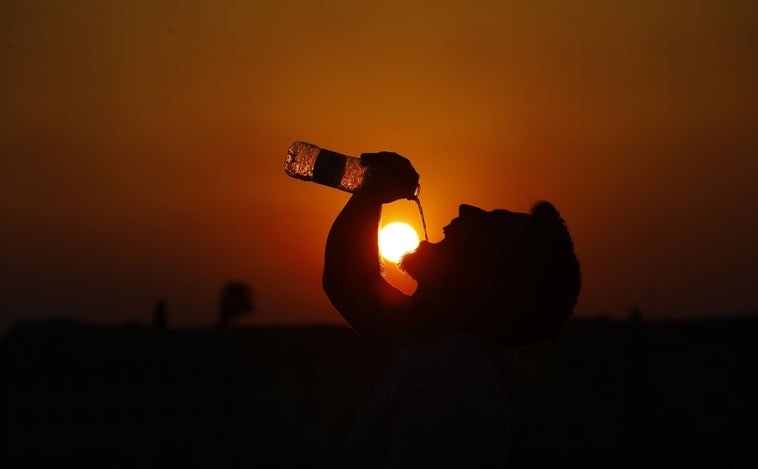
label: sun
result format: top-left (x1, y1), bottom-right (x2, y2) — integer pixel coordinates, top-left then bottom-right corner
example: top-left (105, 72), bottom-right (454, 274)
top-left (379, 222), bottom-right (420, 263)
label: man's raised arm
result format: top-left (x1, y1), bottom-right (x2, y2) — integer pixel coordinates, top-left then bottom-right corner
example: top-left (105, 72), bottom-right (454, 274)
top-left (322, 152), bottom-right (419, 358)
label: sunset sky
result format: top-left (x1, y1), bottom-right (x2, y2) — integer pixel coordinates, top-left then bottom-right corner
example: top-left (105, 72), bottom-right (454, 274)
top-left (2, 0), bottom-right (756, 332)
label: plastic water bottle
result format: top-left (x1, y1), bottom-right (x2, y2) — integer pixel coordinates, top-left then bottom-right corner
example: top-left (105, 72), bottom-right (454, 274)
top-left (285, 141), bottom-right (369, 194)
top-left (284, 141), bottom-right (428, 240)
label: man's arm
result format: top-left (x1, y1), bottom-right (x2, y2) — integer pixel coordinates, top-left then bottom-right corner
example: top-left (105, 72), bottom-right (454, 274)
top-left (322, 152), bottom-right (419, 359)
top-left (323, 195), bottom-right (408, 337)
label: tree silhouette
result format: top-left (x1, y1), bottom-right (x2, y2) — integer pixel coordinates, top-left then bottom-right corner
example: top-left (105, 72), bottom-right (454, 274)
top-left (217, 281), bottom-right (254, 327)
top-left (152, 299), bottom-right (168, 330)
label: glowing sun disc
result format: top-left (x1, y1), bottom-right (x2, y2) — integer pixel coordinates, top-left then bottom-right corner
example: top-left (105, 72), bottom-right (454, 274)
top-left (379, 222), bottom-right (420, 263)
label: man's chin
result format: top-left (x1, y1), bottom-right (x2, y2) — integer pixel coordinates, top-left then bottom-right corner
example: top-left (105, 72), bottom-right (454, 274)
top-left (398, 242), bottom-right (428, 280)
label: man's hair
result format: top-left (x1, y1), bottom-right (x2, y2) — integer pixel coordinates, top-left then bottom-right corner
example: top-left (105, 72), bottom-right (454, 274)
top-left (472, 201), bottom-right (581, 348)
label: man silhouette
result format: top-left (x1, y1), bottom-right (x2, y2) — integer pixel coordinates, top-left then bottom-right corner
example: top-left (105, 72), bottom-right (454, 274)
top-left (323, 153), bottom-right (580, 468)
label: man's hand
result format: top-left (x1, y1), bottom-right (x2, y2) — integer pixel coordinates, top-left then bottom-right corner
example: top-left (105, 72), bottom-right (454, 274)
top-left (359, 152), bottom-right (420, 204)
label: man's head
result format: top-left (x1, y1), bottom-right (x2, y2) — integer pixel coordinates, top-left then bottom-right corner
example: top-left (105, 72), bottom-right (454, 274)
top-left (399, 201), bottom-right (580, 348)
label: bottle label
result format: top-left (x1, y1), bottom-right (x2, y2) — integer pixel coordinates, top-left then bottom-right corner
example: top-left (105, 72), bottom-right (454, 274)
top-left (312, 149), bottom-right (347, 188)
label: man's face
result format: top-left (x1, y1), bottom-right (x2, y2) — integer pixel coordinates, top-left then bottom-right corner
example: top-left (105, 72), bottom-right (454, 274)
top-left (399, 204), bottom-right (493, 283)
top-left (399, 204), bottom-right (530, 286)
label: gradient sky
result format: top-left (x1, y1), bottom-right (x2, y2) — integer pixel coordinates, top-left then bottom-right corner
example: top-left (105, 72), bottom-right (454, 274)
top-left (1, 0), bottom-right (757, 332)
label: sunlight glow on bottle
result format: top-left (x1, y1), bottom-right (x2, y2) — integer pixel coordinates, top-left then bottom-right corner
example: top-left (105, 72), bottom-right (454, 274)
top-left (285, 141), bottom-right (368, 193)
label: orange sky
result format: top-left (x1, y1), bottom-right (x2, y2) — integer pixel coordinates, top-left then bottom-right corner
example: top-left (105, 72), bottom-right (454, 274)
top-left (1, 0), bottom-right (757, 331)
